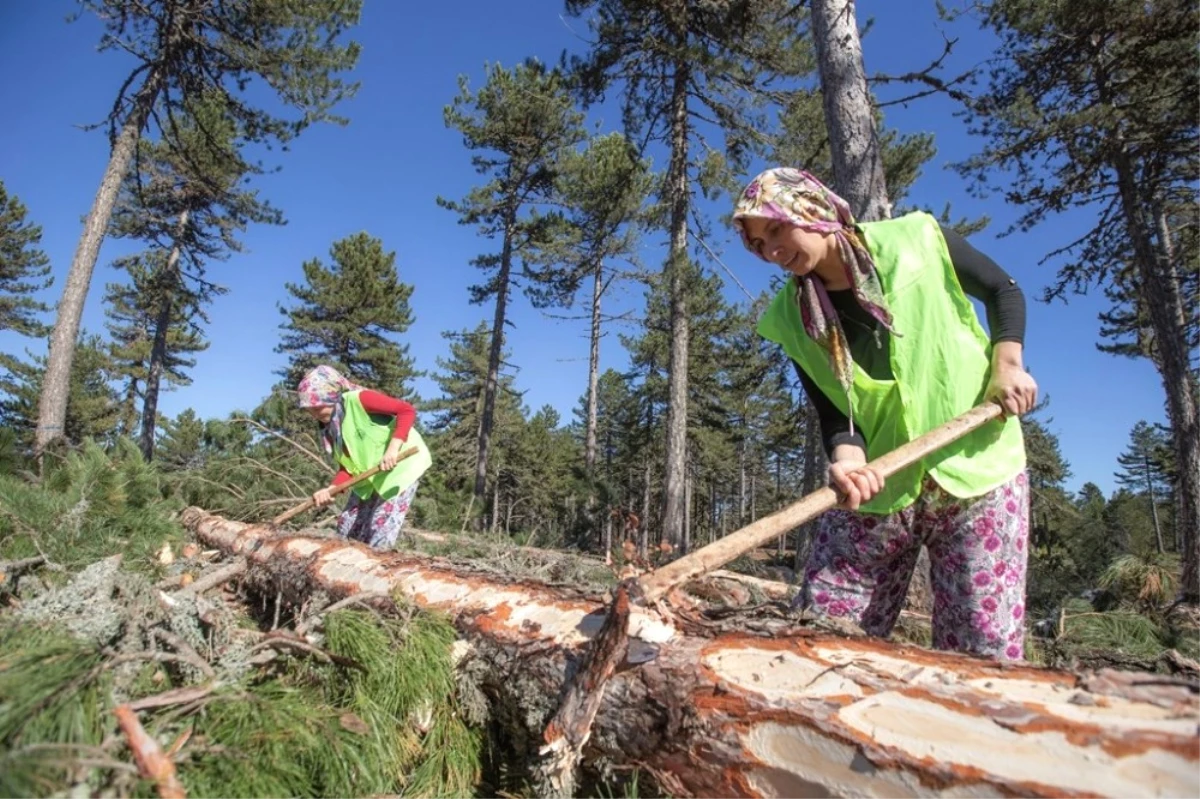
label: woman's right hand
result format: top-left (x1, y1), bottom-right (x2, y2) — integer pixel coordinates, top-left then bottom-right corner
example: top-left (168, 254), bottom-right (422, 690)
top-left (312, 487), bottom-right (335, 508)
top-left (828, 453), bottom-right (884, 511)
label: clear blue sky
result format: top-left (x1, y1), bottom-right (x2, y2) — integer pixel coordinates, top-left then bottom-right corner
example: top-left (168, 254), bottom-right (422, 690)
top-left (0, 1), bottom-right (1168, 496)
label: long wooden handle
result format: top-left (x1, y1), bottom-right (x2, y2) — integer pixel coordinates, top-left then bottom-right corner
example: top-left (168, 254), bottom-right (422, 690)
top-left (639, 403), bottom-right (1005, 601)
top-left (270, 446), bottom-right (419, 526)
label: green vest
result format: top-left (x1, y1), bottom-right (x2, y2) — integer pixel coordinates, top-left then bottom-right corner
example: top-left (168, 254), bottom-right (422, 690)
top-left (757, 212), bottom-right (1025, 514)
top-left (337, 390), bottom-right (433, 500)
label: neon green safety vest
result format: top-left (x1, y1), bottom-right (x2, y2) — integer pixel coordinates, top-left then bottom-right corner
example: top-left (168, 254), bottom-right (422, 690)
top-left (757, 211), bottom-right (1025, 514)
top-left (336, 390), bottom-right (433, 500)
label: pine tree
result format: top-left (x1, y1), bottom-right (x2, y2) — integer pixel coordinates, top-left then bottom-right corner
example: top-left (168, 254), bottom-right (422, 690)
top-left (104, 254), bottom-right (209, 441)
top-left (158, 408), bottom-right (206, 470)
top-left (959, 0), bottom-right (1199, 602)
top-left (772, 88), bottom-right (987, 235)
top-left (439, 60), bottom-right (585, 520)
top-left (622, 262), bottom-right (740, 551)
top-left (1019, 406), bottom-right (1083, 612)
top-left (499, 405), bottom-right (580, 543)
top-left (530, 133), bottom-right (652, 478)
top-left (1097, 199), bottom-right (1199, 369)
top-left (809, 0), bottom-right (890, 219)
top-left (566, 0), bottom-right (810, 547)
top-left (426, 324), bottom-right (525, 528)
top-left (575, 368), bottom-right (639, 502)
top-left (106, 92), bottom-right (278, 460)
top-left (276, 232), bottom-right (419, 398)
top-left (1115, 420), bottom-right (1174, 553)
top-left (37, 0), bottom-right (361, 452)
top-left (0, 180), bottom-right (52, 339)
top-left (720, 301), bottom-right (811, 534)
top-left (0, 333), bottom-right (119, 447)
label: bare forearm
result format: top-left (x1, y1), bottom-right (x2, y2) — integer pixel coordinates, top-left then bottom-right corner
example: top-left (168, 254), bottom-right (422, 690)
top-left (992, 340), bottom-right (1024, 369)
top-left (832, 443), bottom-right (867, 464)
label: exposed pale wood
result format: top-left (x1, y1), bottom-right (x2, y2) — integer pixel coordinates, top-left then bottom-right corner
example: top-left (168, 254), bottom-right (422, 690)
top-left (181, 507), bottom-right (1199, 799)
top-left (114, 704), bottom-right (187, 799)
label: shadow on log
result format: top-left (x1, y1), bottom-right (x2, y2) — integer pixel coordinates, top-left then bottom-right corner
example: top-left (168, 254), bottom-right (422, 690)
top-left (181, 507), bottom-right (1199, 798)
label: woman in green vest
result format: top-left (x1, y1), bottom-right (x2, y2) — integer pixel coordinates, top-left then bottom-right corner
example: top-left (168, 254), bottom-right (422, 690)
top-left (732, 169), bottom-right (1038, 660)
top-left (297, 365), bottom-right (432, 550)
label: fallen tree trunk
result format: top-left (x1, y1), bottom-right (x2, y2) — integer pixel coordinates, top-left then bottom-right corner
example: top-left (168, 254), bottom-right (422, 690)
top-left (181, 508), bottom-right (1199, 798)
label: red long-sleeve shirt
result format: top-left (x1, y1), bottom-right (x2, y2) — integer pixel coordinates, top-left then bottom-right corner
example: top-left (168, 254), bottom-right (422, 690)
top-left (331, 390), bottom-right (416, 487)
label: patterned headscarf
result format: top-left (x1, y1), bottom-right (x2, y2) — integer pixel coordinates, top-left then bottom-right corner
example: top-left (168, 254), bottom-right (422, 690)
top-left (296, 365), bottom-right (363, 408)
top-left (733, 169), bottom-right (895, 429)
top-left (296, 365), bottom-right (364, 455)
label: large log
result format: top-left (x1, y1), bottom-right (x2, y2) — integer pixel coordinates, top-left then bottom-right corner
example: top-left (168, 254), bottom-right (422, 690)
top-left (180, 508), bottom-right (1199, 798)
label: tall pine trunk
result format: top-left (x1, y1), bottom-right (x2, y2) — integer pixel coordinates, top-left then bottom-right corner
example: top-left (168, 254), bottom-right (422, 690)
top-left (474, 207), bottom-right (516, 526)
top-left (640, 456), bottom-right (651, 558)
top-left (1146, 453), bottom-right (1165, 555)
top-left (1112, 154), bottom-right (1199, 601)
top-left (585, 261), bottom-right (603, 474)
top-left (738, 433), bottom-right (747, 525)
top-left (585, 259), bottom-right (603, 544)
top-left (811, 0), bottom-right (890, 221)
top-left (1094, 44), bottom-right (1200, 600)
top-left (140, 209), bottom-right (189, 462)
top-left (682, 466), bottom-right (692, 554)
top-left (661, 55), bottom-right (691, 549)
top-left (36, 66), bottom-right (166, 452)
top-left (795, 394), bottom-right (823, 574)
top-left (118, 374), bottom-right (141, 438)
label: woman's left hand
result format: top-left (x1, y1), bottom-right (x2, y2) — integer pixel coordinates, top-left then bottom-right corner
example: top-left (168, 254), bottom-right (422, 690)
top-left (379, 439), bottom-right (404, 471)
top-left (987, 362), bottom-right (1038, 416)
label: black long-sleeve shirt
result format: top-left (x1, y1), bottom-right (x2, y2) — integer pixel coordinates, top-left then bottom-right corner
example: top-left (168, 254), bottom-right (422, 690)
top-left (794, 224), bottom-right (1025, 457)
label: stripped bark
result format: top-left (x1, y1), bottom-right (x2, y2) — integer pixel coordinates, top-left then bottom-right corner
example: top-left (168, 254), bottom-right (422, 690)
top-left (114, 704), bottom-right (187, 799)
top-left (181, 508), bottom-right (1199, 799)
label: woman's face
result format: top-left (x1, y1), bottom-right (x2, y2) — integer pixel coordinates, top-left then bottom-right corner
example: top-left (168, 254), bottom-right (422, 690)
top-left (305, 405), bottom-right (334, 424)
top-left (740, 216), bottom-right (832, 278)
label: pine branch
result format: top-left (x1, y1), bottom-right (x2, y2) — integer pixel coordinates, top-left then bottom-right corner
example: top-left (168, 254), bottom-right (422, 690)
top-left (229, 418), bottom-right (331, 471)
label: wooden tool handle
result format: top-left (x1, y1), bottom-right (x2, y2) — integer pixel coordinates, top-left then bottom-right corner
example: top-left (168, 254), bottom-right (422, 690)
top-left (270, 446), bottom-right (419, 526)
top-left (639, 403), bottom-right (1005, 601)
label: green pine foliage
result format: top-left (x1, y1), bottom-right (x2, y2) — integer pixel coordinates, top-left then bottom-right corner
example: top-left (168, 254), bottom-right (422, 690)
top-left (277, 232), bottom-right (420, 399)
top-left (0, 180), bottom-right (52, 339)
top-left (0, 623), bottom-right (111, 798)
top-left (0, 604), bottom-right (483, 799)
top-left (0, 439), bottom-right (180, 572)
top-left (0, 334), bottom-right (122, 449)
top-left (0, 445), bottom-right (484, 798)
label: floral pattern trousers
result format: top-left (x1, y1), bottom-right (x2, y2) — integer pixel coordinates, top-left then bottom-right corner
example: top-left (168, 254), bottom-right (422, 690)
top-left (337, 481), bottom-right (419, 550)
top-left (796, 471), bottom-right (1030, 660)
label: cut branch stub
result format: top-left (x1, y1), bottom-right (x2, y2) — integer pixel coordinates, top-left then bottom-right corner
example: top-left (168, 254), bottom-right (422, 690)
top-left (540, 580), bottom-right (635, 797)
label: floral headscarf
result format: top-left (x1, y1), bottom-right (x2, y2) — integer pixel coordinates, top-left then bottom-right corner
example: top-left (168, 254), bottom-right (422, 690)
top-left (733, 169), bottom-right (895, 430)
top-left (297, 365), bottom-right (363, 408)
top-left (296, 365), bottom-right (364, 455)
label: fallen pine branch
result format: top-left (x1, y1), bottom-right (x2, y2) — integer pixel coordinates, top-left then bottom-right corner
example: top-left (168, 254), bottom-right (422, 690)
top-left (181, 507), bottom-right (1200, 799)
top-left (295, 591), bottom-right (395, 636)
top-left (248, 633), bottom-right (366, 672)
top-left (114, 705), bottom-right (187, 799)
top-left (0, 555), bottom-right (46, 575)
top-left (126, 685), bottom-right (217, 713)
top-left (151, 630), bottom-right (216, 679)
top-left (173, 558), bottom-right (246, 599)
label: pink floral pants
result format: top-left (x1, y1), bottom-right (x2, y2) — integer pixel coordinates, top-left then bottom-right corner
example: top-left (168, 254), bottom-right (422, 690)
top-left (337, 481), bottom-right (419, 550)
top-left (797, 471), bottom-right (1030, 660)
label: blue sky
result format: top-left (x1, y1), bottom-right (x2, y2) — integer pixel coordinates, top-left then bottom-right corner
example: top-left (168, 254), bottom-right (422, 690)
top-left (0, 1), bottom-right (1168, 495)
